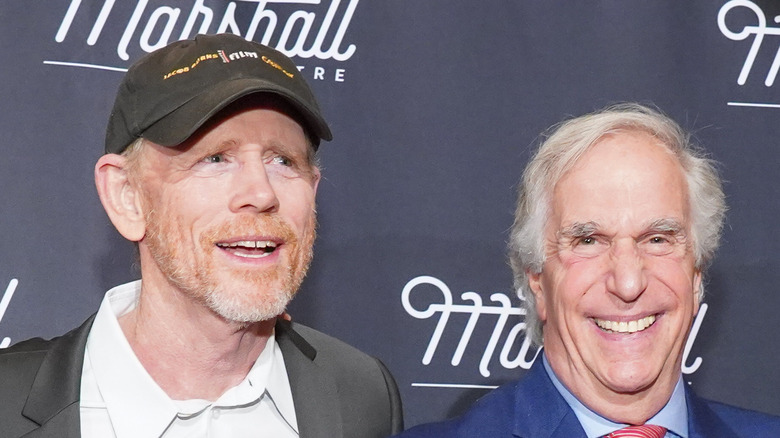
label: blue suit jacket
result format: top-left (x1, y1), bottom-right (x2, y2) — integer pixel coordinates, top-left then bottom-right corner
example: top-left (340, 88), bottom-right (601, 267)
top-left (396, 360), bottom-right (780, 438)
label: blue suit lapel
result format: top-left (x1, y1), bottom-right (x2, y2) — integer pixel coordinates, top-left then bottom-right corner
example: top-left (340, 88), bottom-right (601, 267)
top-left (511, 359), bottom-right (587, 438)
top-left (519, 364), bottom-right (741, 438)
top-left (517, 363), bottom-right (753, 438)
top-left (686, 386), bottom-right (739, 438)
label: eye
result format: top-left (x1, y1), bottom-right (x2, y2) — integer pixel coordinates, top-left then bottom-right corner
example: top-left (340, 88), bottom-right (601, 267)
top-left (202, 154), bottom-right (225, 164)
top-left (642, 233), bottom-right (680, 256)
top-left (568, 234), bottom-right (608, 257)
top-left (272, 155), bottom-right (293, 167)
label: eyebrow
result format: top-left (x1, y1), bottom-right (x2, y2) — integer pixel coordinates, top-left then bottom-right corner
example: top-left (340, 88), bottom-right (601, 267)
top-left (558, 221), bottom-right (600, 239)
top-left (174, 138), bottom-right (236, 158)
top-left (557, 218), bottom-right (685, 239)
top-left (269, 139), bottom-right (308, 157)
top-left (644, 218), bottom-right (685, 235)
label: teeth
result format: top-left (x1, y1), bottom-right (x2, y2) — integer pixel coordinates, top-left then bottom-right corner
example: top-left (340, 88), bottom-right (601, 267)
top-left (232, 251), bottom-right (272, 259)
top-left (217, 240), bottom-right (277, 249)
top-left (594, 315), bottom-right (656, 334)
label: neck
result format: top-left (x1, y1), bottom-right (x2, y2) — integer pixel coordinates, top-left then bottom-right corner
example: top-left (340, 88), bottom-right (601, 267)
top-left (118, 278), bottom-right (276, 401)
top-left (575, 383), bottom-right (671, 425)
top-left (545, 351), bottom-right (679, 425)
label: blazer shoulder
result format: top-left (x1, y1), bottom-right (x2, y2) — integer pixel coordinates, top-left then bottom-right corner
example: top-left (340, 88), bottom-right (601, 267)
top-left (0, 336), bottom-right (52, 355)
top-left (393, 382), bottom-right (520, 437)
top-left (706, 400), bottom-right (780, 436)
top-left (285, 322), bottom-right (379, 362)
top-left (278, 320), bottom-right (404, 436)
top-left (394, 359), bottom-right (583, 438)
top-left (0, 316), bottom-right (93, 422)
top-left (281, 319), bottom-right (399, 388)
top-left (0, 336), bottom-right (57, 436)
top-left (0, 336), bottom-right (54, 375)
top-left (0, 315), bottom-right (93, 375)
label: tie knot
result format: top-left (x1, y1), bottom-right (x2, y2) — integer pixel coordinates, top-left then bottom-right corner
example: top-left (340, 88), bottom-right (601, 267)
top-left (607, 424), bottom-right (667, 438)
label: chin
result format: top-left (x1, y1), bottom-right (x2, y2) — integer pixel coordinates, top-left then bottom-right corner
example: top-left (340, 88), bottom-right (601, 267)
top-left (205, 283), bottom-right (296, 323)
top-left (602, 365), bottom-right (660, 394)
top-left (210, 297), bottom-right (290, 323)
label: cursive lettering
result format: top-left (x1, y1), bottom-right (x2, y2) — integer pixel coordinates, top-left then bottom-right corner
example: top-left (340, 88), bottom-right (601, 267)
top-left (682, 302), bottom-right (707, 374)
top-left (56, 0), bottom-right (360, 62)
top-left (402, 275), bottom-right (539, 377)
top-left (0, 279), bottom-right (19, 349)
top-left (718, 0), bottom-right (780, 86)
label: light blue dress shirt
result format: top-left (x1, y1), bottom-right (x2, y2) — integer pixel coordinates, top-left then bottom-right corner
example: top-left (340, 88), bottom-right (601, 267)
top-left (542, 354), bottom-right (688, 438)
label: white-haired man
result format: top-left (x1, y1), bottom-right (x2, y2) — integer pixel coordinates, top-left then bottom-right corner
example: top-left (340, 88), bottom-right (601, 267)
top-left (0, 33), bottom-right (402, 438)
top-left (396, 104), bottom-right (780, 437)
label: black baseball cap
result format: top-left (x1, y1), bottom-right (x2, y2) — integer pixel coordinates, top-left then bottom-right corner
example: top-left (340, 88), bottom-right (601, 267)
top-left (105, 33), bottom-right (332, 154)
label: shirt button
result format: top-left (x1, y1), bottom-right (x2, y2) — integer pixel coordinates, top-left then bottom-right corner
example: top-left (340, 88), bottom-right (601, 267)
top-left (212, 409), bottom-right (221, 419)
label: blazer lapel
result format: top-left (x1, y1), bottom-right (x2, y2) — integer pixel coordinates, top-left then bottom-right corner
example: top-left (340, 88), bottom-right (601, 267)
top-left (276, 320), bottom-right (344, 438)
top-left (512, 358), bottom-right (587, 438)
top-left (511, 357), bottom-right (744, 438)
top-left (686, 386), bottom-right (739, 438)
top-left (21, 316), bottom-right (94, 438)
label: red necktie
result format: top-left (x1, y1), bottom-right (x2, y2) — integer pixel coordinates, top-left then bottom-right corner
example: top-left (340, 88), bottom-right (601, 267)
top-left (606, 425), bottom-right (667, 438)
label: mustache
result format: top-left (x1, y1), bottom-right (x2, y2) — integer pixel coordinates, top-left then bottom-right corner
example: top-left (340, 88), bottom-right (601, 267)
top-left (199, 215), bottom-right (299, 246)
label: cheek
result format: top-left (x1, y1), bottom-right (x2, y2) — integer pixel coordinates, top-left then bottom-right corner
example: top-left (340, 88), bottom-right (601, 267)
top-left (647, 258), bottom-right (698, 303)
top-left (554, 256), bottom-right (607, 294)
top-left (540, 257), bottom-right (607, 317)
top-left (277, 183), bottom-right (317, 227)
top-left (151, 193), bottom-right (215, 243)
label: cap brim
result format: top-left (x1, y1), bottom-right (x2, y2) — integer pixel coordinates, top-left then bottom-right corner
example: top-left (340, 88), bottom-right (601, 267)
top-left (142, 78), bottom-right (332, 148)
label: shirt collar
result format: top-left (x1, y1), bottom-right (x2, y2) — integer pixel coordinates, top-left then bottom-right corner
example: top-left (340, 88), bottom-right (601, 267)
top-left (542, 353), bottom-right (688, 438)
top-left (84, 280), bottom-right (296, 437)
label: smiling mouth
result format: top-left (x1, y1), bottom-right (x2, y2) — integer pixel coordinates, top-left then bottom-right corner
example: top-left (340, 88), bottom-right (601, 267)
top-left (216, 240), bottom-right (279, 258)
top-left (592, 315), bottom-right (657, 334)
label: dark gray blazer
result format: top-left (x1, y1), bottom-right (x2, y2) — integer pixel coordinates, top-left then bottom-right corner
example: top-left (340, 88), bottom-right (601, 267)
top-left (0, 317), bottom-right (403, 438)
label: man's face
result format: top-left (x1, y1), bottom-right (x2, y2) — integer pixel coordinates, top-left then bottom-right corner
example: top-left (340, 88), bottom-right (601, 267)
top-left (529, 131), bottom-right (700, 418)
top-left (134, 100), bottom-right (319, 323)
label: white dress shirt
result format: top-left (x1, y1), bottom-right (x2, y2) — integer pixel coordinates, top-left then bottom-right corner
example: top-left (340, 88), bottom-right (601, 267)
top-left (79, 280), bottom-right (299, 437)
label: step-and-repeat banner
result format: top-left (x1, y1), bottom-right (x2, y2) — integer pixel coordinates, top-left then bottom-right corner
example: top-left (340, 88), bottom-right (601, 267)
top-left (1, 0), bottom-right (779, 427)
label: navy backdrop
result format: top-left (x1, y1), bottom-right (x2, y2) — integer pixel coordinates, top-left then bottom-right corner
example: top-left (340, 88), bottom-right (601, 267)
top-left (1, 0), bottom-right (778, 427)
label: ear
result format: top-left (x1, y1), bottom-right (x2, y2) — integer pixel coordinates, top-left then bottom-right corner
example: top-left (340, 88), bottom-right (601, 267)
top-left (311, 167), bottom-right (321, 194)
top-left (692, 269), bottom-right (702, 315)
top-left (527, 269), bottom-right (548, 322)
top-left (95, 154), bottom-right (146, 242)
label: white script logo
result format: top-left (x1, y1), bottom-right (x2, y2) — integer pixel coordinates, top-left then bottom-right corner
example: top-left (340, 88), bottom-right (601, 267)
top-left (718, 0), bottom-right (780, 86)
top-left (402, 275), bottom-right (707, 379)
top-left (402, 275), bottom-right (537, 378)
top-left (0, 279), bottom-right (19, 349)
top-left (53, 0), bottom-right (359, 81)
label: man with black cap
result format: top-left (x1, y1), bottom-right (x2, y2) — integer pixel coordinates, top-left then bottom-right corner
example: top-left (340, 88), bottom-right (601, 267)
top-left (0, 33), bottom-right (402, 438)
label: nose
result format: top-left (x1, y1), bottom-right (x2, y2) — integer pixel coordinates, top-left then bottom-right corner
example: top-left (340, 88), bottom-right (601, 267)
top-left (605, 239), bottom-right (647, 302)
top-left (228, 160), bottom-right (280, 214)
